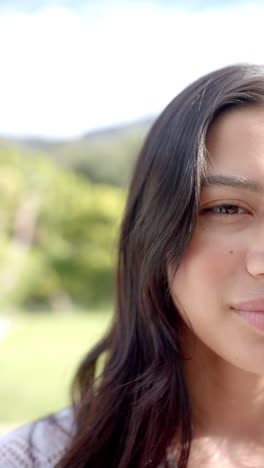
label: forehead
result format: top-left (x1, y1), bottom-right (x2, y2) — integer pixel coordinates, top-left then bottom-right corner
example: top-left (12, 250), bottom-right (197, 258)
top-left (206, 105), bottom-right (264, 176)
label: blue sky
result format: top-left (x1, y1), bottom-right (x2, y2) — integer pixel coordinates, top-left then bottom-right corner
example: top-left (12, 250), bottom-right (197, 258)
top-left (1, 0), bottom-right (263, 12)
top-left (1, 1), bottom-right (264, 139)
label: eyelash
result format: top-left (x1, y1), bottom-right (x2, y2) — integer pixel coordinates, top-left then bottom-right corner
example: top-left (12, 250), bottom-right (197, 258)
top-left (201, 204), bottom-right (248, 215)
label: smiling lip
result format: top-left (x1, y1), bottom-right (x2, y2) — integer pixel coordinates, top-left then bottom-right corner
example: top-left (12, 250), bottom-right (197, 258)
top-left (232, 298), bottom-right (264, 331)
top-left (232, 298), bottom-right (264, 312)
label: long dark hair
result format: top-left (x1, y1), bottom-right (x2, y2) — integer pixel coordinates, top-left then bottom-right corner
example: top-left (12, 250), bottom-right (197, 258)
top-left (58, 64), bottom-right (264, 468)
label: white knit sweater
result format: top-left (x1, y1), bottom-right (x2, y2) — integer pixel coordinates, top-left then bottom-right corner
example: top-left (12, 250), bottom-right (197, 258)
top-left (0, 407), bottom-right (75, 468)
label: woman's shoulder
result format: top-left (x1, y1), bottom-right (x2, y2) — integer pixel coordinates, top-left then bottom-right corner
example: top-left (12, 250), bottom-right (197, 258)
top-left (0, 406), bottom-right (75, 468)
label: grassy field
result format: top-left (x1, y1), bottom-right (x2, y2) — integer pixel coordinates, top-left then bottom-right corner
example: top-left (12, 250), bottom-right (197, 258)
top-left (0, 309), bottom-right (112, 430)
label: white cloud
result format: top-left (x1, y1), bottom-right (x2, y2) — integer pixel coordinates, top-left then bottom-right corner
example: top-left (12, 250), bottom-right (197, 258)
top-left (0, 3), bottom-right (264, 138)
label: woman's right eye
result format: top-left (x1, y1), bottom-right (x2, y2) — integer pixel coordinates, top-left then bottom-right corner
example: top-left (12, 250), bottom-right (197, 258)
top-left (201, 204), bottom-right (247, 215)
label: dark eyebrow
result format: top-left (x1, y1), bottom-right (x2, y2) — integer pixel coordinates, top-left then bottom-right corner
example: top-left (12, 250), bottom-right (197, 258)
top-left (201, 174), bottom-right (264, 193)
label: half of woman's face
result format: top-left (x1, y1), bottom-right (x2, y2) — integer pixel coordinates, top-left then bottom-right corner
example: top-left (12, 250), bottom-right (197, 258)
top-left (169, 104), bottom-right (264, 375)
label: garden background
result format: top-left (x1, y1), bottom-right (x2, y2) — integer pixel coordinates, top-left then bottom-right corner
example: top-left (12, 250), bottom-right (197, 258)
top-left (0, 121), bottom-right (150, 432)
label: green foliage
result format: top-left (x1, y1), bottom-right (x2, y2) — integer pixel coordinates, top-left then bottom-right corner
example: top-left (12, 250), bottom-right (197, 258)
top-left (0, 144), bottom-right (125, 309)
top-left (57, 132), bottom-right (144, 186)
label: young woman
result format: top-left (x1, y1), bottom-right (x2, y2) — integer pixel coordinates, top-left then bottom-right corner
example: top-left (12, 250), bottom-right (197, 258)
top-left (2, 63), bottom-right (264, 468)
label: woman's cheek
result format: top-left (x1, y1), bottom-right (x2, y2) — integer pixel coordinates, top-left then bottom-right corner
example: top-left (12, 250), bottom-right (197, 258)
top-left (175, 231), bottom-right (243, 293)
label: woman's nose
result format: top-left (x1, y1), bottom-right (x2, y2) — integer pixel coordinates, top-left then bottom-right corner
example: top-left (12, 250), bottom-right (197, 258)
top-left (246, 250), bottom-right (264, 277)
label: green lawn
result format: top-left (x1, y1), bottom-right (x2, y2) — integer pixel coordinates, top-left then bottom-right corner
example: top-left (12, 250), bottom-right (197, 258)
top-left (0, 310), bottom-right (112, 427)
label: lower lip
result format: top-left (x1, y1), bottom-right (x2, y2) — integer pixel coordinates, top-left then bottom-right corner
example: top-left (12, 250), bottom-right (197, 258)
top-left (233, 309), bottom-right (264, 331)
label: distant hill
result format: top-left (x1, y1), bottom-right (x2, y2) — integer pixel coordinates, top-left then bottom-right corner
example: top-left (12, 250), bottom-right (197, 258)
top-left (0, 117), bottom-right (154, 187)
top-left (82, 118), bottom-right (154, 140)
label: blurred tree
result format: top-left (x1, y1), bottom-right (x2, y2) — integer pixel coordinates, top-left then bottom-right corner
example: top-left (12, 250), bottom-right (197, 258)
top-left (0, 144), bottom-right (125, 310)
